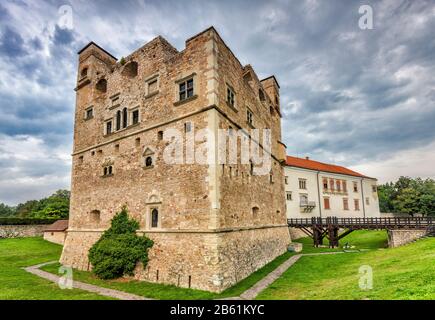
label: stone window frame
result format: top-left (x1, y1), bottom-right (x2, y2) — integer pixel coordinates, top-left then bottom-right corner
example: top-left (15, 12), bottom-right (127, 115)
top-left (104, 118), bottom-right (113, 136)
top-left (84, 106), bottom-right (94, 120)
top-left (286, 191), bottom-right (292, 201)
top-left (226, 83), bottom-right (237, 111)
top-left (246, 107), bottom-right (254, 128)
top-left (110, 93), bottom-right (121, 109)
top-left (102, 165), bottom-right (114, 177)
top-left (145, 74), bottom-right (159, 98)
top-left (354, 199), bottom-right (360, 211)
top-left (150, 207), bottom-right (160, 229)
top-left (142, 147), bottom-right (155, 169)
top-left (298, 178), bottom-right (307, 190)
top-left (174, 73), bottom-right (198, 106)
top-left (324, 197), bottom-right (331, 210)
top-left (353, 181), bottom-right (358, 193)
top-left (130, 107), bottom-right (140, 126)
top-left (343, 198), bottom-right (349, 210)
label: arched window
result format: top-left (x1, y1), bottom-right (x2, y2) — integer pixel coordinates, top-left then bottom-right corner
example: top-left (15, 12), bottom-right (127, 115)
top-left (145, 156), bottom-right (153, 167)
top-left (116, 110), bottom-right (121, 131)
top-left (81, 67), bottom-right (88, 78)
top-left (252, 206), bottom-right (259, 216)
top-left (108, 166), bottom-right (113, 175)
top-left (122, 108), bottom-right (128, 128)
top-left (96, 79), bottom-right (107, 93)
top-left (151, 208), bottom-right (159, 228)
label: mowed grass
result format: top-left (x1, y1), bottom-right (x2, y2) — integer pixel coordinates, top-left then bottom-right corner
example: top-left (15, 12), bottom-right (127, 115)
top-left (257, 236), bottom-right (435, 300)
top-left (0, 237), bottom-right (110, 300)
top-left (295, 230), bottom-right (389, 253)
top-left (41, 251), bottom-right (296, 300)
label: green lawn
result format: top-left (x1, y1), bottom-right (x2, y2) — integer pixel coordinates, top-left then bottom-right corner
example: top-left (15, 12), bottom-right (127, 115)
top-left (0, 237), bottom-right (111, 300)
top-left (41, 251), bottom-right (296, 300)
top-left (257, 236), bottom-right (435, 300)
top-left (3, 231), bottom-right (433, 300)
top-left (295, 230), bottom-right (389, 253)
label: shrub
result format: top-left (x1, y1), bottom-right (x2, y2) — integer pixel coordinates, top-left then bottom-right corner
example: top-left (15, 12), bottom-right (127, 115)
top-left (88, 206), bottom-right (153, 280)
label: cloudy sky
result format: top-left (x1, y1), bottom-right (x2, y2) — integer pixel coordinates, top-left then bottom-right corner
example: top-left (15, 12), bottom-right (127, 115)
top-left (0, 0), bottom-right (434, 205)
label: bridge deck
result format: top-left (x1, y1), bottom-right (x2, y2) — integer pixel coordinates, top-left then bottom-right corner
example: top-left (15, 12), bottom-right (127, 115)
top-left (288, 217), bottom-right (434, 230)
top-left (287, 216), bottom-right (434, 248)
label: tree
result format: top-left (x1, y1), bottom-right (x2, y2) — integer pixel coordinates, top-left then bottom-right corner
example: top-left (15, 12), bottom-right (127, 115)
top-left (378, 177), bottom-right (435, 216)
top-left (0, 203), bottom-right (15, 217)
top-left (88, 206), bottom-right (153, 280)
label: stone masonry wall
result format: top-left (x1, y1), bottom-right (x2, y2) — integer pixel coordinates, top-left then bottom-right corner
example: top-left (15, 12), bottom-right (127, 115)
top-left (387, 229), bottom-right (429, 248)
top-left (62, 27), bottom-right (291, 293)
top-left (0, 225), bottom-right (46, 238)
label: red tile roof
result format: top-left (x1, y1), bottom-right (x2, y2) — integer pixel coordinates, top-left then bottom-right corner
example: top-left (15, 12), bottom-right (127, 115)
top-left (286, 155), bottom-right (375, 179)
top-left (44, 219), bottom-right (69, 232)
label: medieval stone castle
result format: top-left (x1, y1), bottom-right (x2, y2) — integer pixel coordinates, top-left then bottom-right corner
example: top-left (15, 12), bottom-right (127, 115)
top-left (60, 27), bottom-right (291, 292)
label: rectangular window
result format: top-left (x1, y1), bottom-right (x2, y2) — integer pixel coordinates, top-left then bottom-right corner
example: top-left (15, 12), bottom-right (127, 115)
top-left (132, 110), bottom-right (139, 125)
top-left (300, 194), bottom-right (308, 206)
top-left (185, 122), bottom-right (192, 133)
top-left (286, 192), bottom-right (292, 201)
top-left (330, 179), bottom-right (335, 191)
top-left (247, 109), bottom-right (254, 126)
top-left (269, 174), bottom-right (274, 184)
top-left (343, 181), bottom-right (347, 192)
top-left (285, 176), bottom-right (289, 185)
top-left (148, 79), bottom-right (158, 94)
top-left (353, 182), bottom-right (358, 192)
top-left (324, 198), bottom-right (330, 210)
top-left (106, 121), bottom-right (112, 135)
top-left (354, 199), bottom-right (360, 211)
top-left (343, 198), bottom-right (349, 210)
top-left (372, 185), bottom-right (377, 193)
top-left (85, 107), bottom-right (93, 120)
top-left (323, 178), bottom-right (328, 190)
top-left (179, 78), bottom-right (194, 101)
top-left (366, 197), bottom-right (370, 205)
top-left (336, 180), bottom-right (341, 192)
top-left (227, 86), bottom-right (235, 108)
top-left (298, 179), bottom-right (307, 189)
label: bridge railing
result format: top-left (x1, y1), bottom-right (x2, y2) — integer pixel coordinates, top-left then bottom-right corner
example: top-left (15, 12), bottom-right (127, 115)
top-left (288, 216), bottom-right (434, 228)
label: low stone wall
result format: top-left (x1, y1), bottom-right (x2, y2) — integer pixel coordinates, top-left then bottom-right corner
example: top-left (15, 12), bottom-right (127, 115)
top-left (0, 224), bottom-right (46, 238)
top-left (289, 227), bottom-right (308, 240)
top-left (387, 229), bottom-right (429, 248)
top-left (43, 231), bottom-right (67, 245)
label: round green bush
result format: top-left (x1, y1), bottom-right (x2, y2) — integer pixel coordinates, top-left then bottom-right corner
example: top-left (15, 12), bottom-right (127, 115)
top-left (88, 207), bottom-right (153, 280)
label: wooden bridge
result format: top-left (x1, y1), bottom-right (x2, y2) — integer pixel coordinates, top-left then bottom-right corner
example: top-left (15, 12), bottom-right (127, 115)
top-left (287, 216), bottom-right (435, 248)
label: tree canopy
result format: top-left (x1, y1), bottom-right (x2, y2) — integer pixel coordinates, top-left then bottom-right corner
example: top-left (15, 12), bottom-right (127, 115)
top-left (0, 190), bottom-right (70, 219)
top-left (378, 177), bottom-right (435, 216)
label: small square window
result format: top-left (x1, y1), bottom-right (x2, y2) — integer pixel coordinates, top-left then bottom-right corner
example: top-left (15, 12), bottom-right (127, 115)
top-left (158, 131), bottom-right (164, 140)
top-left (286, 192), bottom-right (292, 201)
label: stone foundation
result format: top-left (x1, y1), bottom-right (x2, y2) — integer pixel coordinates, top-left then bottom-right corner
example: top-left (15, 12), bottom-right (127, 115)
top-left (0, 225), bottom-right (46, 238)
top-left (387, 229), bottom-right (429, 248)
top-left (60, 226), bottom-right (289, 292)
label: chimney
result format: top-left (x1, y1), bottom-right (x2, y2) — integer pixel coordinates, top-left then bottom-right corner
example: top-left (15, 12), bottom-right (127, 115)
top-left (305, 156), bottom-right (310, 160)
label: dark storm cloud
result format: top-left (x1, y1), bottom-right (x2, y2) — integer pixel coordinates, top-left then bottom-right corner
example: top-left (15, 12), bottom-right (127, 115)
top-left (0, 27), bottom-right (27, 57)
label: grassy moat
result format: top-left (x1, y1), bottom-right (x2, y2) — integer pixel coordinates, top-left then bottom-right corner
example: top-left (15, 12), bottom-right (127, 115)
top-left (1, 230), bottom-right (434, 300)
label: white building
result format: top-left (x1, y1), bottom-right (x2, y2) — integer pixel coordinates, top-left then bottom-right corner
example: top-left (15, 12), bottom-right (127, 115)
top-left (285, 156), bottom-right (380, 219)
